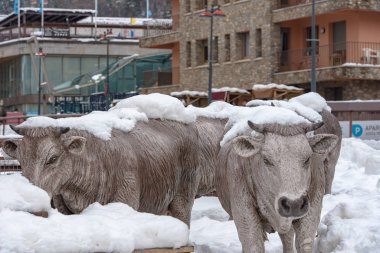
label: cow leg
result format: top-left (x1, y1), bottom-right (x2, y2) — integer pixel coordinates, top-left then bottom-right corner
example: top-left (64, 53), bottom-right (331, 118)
top-left (230, 182), bottom-right (265, 253)
top-left (279, 228), bottom-right (295, 253)
top-left (51, 195), bottom-right (73, 215)
top-left (168, 194), bottom-right (194, 226)
top-left (293, 199), bottom-right (323, 253)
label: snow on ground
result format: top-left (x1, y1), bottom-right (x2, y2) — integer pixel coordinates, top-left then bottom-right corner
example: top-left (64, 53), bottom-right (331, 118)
top-left (0, 175), bottom-right (189, 253)
top-left (0, 138), bottom-right (379, 252)
top-left (190, 138), bottom-right (380, 253)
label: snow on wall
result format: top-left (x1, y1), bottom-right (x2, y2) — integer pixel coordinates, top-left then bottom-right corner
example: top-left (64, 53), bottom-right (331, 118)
top-left (171, 90), bottom-right (208, 97)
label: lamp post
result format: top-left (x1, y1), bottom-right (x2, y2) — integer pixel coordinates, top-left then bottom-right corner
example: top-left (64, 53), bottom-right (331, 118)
top-left (311, 0), bottom-right (317, 92)
top-left (200, 5), bottom-right (225, 105)
top-left (35, 47), bottom-right (45, 115)
top-left (100, 30), bottom-right (112, 110)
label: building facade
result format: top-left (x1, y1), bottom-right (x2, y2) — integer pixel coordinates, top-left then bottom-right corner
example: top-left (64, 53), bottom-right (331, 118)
top-left (0, 9), bottom-right (170, 114)
top-left (140, 0), bottom-right (380, 101)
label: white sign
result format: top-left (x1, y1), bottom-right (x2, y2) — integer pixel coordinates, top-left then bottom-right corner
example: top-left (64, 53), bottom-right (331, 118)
top-left (339, 121), bottom-right (380, 140)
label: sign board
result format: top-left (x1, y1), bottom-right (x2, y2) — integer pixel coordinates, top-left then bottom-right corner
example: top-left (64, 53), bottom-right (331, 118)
top-left (339, 121), bottom-right (380, 140)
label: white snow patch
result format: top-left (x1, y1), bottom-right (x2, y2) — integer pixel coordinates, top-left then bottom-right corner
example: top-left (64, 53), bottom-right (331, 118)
top-left (17, 108), bottom-right (148, 140)
top-left (111, 93), bottom-right (196, 124)
top-left (212, 87), bottom-right (250, 94)
top-left (289, 92), bottom-right (331, 112)
top-left (0, 174), bottom-right (50, 213)
top-left (187, 101), bottom-right (236, 120)
top-left (342, 62), bottom-right (380, 67)
top-left (0, 202), bottom-right (189, 253)
top-left (220, 105), bottom-right (311, 146)
top-left (252, 83), bottom-right (303, 91)
top-left (171, 90), bottom-right (208, 97)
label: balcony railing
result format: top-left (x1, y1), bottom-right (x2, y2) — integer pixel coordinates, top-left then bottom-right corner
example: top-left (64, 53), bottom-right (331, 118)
top-left (278, 41), bottom-right (380, 72)
top-left (276, 0), bottom-right (319, 9)
top-left (142, 18), bottom-right (175, 38)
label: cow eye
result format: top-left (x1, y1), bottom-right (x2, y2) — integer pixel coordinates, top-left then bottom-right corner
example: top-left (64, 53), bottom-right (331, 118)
top-left (304, 157), bottom-right (311, 167)
top-left (46, 155), bottom-right (59, 165)
top-left (263, 157), bottom-right (273, 166)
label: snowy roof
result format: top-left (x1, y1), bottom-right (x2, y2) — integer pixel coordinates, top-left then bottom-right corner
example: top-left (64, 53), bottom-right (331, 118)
top-left (212, 87), bottom-right (250, 94)
top-left (79, 17), bottom-right (172, 26)
top-left (171, 90), bottom-right (208, 97)
top-left (252, 83), bottom-right (304, 91)
top-left (19, 7), bottom-right (96, 14)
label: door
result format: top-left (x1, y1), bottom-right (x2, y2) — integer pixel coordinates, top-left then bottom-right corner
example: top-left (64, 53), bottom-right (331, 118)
top-left (280, 28), bottom-right (290, 67)
top-left (332, 21), bottom-right (346, 64)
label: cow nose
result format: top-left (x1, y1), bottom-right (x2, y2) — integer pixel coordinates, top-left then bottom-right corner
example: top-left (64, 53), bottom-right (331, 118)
top-left (278, 196), bottom-right (309, 218)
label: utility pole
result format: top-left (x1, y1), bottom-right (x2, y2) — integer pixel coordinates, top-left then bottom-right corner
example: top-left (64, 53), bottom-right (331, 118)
top-left (311, 0), bottom-right (317, 92)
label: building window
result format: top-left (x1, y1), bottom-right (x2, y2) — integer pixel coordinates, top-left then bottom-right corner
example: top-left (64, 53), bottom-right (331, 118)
top-left (224, 34), bottom-right (231, 62)
top-left (212, 36), bottom-right (219, 63)
top-left (324, 87), bottom-right (343, 101)
top-left (255, 28), bottom-right (262, 58)
top-left (236, 31), bottom-right (250, 60)
top-left (185, 1), bottom-right (191, 13)
top-left (186, 41), bottom-right (192, 67)
top-left (195, 0), bottom-right (208, 10)
top-left (306, 26), bottom-right (319, 55)
top-left (196, 39), bottom-right (208, 65)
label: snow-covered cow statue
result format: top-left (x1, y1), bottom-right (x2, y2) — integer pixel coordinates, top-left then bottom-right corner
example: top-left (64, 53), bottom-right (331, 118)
top-left (216, 121), bottom-right (339, 253)
top-left (3, 119), bottom-right (200, 226)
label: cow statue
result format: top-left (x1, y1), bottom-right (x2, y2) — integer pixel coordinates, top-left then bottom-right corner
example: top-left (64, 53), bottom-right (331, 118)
top-left (3, 120), bottom-right (201, 226)
top-left (216, 121), bottom-right (339, 253)
top-left (194, 116), bottom-right (227, 197)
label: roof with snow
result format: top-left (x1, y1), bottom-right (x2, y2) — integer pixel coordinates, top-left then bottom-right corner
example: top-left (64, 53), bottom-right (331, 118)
top-left (0, 8), bottom-right (95, 28)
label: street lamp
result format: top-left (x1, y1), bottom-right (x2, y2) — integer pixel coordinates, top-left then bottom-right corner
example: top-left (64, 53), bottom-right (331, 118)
top-left (100, 30), bottom-right (112, 110)
top-left (311, 0), bottom-right (317, 92)
top-left (200, 5), bottom-right (225, 105)
top-left (35, 47), bottom-right (45, 115)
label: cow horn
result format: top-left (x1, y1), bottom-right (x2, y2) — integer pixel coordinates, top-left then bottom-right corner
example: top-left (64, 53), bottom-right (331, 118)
top-left (270, 102), bottom-right (275, 107)
top-left (10, 125), bottom-right (25, 135)
top-left (60, 127), bottom-right (70, 134)
top-left (305, 122), bottom-right (324, 133)
top-left (248, 120), bottom-right (265, 133)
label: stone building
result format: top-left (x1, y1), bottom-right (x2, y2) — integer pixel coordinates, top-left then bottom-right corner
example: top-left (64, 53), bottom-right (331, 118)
top-left (140, 0), bottom-right (380, 100)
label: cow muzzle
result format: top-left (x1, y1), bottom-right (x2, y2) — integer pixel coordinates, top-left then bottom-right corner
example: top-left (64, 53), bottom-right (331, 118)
top-left (277, 195), bottom-right (309, 218)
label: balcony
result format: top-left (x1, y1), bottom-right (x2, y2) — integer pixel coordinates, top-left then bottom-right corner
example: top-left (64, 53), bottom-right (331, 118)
top-left (274, 41), bottom-right (380, 84)
top-left (140, 15), bottom-right (179, 48)
top-left (272, 0), bottom-right (373, 23)
top-left (278, 41), bottom-right (380, 72)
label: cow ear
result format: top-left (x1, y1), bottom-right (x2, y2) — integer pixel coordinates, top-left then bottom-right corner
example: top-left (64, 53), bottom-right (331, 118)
top-left (308, 134), bottom-right (338, 155)
top-left (2, 140), bottom-right (21, 159)
top-left (63, 136), bottom-right (86, 155)
top-left (233, 136), bottom-right (262, 158)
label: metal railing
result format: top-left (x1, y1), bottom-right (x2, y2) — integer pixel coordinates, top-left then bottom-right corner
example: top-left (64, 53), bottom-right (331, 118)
top-left (278, 41), bottom-right (380, 72)
top-left (275, 0), bottom-right (318, 9)
top-left (142, 19), bottom-right (174, 38)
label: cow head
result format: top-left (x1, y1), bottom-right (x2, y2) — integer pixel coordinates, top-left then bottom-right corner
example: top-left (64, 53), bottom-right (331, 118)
top-left (233, 121), bottom-right (338, 233)
top-left (2, 126), bottom-right (86, 196)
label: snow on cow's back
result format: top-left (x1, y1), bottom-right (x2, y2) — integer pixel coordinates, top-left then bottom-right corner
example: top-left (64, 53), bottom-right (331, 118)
top-left (17, 94), bottom-right (197, 140)
top-left (111, 93), bottom-right (196, 124)
top-left (289, 92), bottom-right (331, 113)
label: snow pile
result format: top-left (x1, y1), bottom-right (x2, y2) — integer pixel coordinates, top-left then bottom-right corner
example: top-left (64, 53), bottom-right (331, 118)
top-left (252, 83), bottom-right (303, 91)
top-left (0, 174), bottom-right (189, 253)
top-left (289, 92), bottom-right (331, 112)
top-left (111, 93), bottom-right (196, 124)
top-left (0, 174), bottom-right (50, 213)
top-left (18, 108), bottom-right (148, 140)
top-left (171, 90), bottom-right (208, 97)
top-left (187, 101), bottom-right (236, 119)
top-left (220, 105), bottom-right (312, 145)
top-left (189, 138), bottom-right (380, 253)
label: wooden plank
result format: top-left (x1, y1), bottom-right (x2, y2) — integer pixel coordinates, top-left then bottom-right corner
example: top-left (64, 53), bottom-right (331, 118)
top-left (133, 246), bottom-right (194, 253)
